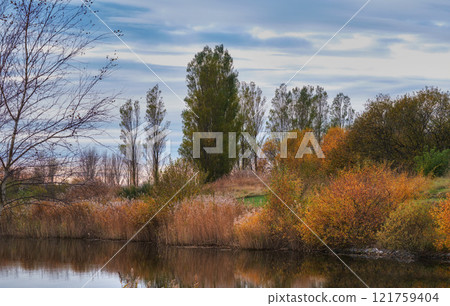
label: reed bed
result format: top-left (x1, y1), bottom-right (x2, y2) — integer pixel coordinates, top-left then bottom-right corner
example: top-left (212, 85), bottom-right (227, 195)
top-left (162, 195), bottom-right (245, 246)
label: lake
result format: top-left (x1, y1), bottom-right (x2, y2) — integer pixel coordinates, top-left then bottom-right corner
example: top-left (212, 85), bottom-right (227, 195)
top-left (0, 238), bottom-right (448, 288)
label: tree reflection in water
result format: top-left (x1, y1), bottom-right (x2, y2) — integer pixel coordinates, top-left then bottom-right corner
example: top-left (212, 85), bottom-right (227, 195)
top-left (0, 239), bottom-right (448, 288)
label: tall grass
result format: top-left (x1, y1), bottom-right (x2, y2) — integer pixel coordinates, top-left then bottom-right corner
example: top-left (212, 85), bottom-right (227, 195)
top-left (1, 199), bottom-right (160, 241)
top-left (234, 209), bottom-right (272, 249)
top-left (162, 195), bottom-right (244, 246)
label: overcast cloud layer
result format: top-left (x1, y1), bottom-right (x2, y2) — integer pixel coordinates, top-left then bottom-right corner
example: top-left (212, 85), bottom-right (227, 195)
top-left (82, 0), bottom-right (450, 153)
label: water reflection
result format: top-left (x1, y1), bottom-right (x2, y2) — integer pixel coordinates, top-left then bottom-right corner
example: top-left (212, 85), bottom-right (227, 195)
top-left (0, 238), bottom-right (448, 288)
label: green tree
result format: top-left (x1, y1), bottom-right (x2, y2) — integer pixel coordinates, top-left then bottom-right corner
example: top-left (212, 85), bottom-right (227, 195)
top-left (348, 87), bottom-right (450, 168)
top-left (291, 85), bottom-right (316, 131)
top-left (179, 45), bottom-right (242, 181)
top-left (144, 84), bottom-right (170, 184)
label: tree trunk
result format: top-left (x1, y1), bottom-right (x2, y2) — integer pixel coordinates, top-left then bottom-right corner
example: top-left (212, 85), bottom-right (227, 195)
top-left (153, 165), bottom-right (159, 185)
top-left (0, 175), bottom-right (8, 217)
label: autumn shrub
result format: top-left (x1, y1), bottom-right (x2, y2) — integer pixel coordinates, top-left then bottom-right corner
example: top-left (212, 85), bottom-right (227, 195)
top-left (264, 167), bottom-right (305, 249)
top-left (162, 195), bottom-right (244, 246)
top-left (152, 159), bottom-right (205, 203)
top-left (377, 201), bottom-right (436, 252)
top-left (431, 194), bottom-right (450, 251)
top-left (277, 129), bottom-right (327, 188)
top-left (321, 127), bottom-right (356, 173)
top-left (300, 164), bottom-right (428, 248)
top-left (234, 209), bottom-right (272, 249)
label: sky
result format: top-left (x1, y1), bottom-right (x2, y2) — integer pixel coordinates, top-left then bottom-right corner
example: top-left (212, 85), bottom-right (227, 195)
top-left (81, 0), bottom-right (450, 156)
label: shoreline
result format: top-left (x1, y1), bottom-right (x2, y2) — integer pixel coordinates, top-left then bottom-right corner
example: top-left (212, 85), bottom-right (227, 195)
top-left (1, 236), bottom-right (449, 263)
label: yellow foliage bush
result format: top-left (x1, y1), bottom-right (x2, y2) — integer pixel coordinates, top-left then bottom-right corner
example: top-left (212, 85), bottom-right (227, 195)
top-left (321, 127), bottom-right (355, 173)
top-left (377, 201), bottom-right (436, 252)
top-left (265, 168), bottom-right (305, 249)
top-left (431, 194), bottom-right (450, 251)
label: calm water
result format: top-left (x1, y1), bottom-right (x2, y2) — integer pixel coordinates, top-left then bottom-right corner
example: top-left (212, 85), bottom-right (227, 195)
top-left (0, 238), bottom-right (448, 288)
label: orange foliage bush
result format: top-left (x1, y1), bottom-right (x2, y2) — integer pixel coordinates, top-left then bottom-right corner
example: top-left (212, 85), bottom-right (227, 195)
top-left (300, 164), bottom-right (428, 248)
top-left (278, 129), bottom-right (324, 180)
top-left (321, 127), bottom-right (354, 172)
top-left (431, 194), bottom-right (450, 251)
top-left (162, 196), bottom-right (244, 246)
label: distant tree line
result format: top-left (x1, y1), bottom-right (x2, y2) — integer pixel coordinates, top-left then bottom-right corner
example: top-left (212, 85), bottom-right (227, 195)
top-left (178, 44), bottom-right (357, 181)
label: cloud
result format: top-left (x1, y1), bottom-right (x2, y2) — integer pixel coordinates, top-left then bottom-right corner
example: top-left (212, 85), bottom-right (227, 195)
top-left (80, 0), bottom-right (450, 152)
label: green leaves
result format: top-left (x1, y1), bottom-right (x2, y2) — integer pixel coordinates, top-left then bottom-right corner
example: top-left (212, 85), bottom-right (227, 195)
top-left (180, 45), bottom-right (242, 181)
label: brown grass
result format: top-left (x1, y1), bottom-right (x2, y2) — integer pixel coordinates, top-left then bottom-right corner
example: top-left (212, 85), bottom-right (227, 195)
top-left (1, 199), bottom-right (160, 241)
top-left (233, 209), bottom-right (272, 249)
top-left (162, 195), bottom-right (245, 246)
top-left (206, 170), bottom-right (267, 198)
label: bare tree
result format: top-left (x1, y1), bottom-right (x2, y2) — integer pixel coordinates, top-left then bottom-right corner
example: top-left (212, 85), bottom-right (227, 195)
top-left (312, 86), bottom-right (329, 141)
top-left (110, 153), bottom-right (125, 186)
top-left (330, 93), bottom-right (355, 128)
top-left (267, 84), bottom-right (292, 132)
top-left (99, 151), bottom-right (124, 186)
top-left (120, 100), bottom-right (140, 186)
top-left (0, 0), bottom-right (116, 215)
top-left (239, 81), bottom-right (266, 171)
top-left (100, 151), bottom-right (109, 184)
top-left (46, 158), bottom-right (59, 184)
top-left (144, 84), bottom-right (170, 184)
top-left (79, 148), bottom-right (100, 182)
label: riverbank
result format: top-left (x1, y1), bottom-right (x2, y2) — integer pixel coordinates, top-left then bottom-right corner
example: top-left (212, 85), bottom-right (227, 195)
top-left (1, 234), bottom-right (450, 265)
top-left (1, 167), bottom-right (449, 257)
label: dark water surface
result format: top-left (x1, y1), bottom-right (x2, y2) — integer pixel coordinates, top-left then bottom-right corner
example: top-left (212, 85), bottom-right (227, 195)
top-left (0, 238), bottom-right (448, 288)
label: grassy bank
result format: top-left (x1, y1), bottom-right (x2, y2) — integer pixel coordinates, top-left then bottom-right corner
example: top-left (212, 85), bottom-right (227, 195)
top-left (1, 166), bottom-right (449, 255)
